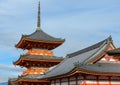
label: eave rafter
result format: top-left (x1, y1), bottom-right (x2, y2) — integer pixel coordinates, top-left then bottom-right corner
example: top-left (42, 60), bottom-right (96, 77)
top-left (14, 57), bottom-right (62, 68)
top-left (15, 78), bottom-right (50, 84)
top-left (16, 38), bottom-right (64, 50)
top-left (47, 68), bottom-right (120, 80)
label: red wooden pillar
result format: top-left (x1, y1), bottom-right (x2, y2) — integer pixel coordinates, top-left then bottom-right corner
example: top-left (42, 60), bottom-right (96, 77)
top-left (96, 76), bottom-right (99, 85)
top-left (50, 81), bottom-right (51, 85)
top-left (60, 79), bottom-right (61, 85)
top-left (54, 80), bottom-right (56, 85)
top-left (108, 77), bottom-right (111, 85)
top-left (68, 77), bottom-right (70, 85)
top-left (76, 75), bottom-right (78, 85)
top-left (83, 75), bottom-right (86, 85)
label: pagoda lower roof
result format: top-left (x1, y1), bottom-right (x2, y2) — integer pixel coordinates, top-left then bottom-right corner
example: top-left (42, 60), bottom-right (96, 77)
top-left (18, 74), bottom-right (42, 80)
top-left (8, 78), bottom-right (17, 85)
top-left (14, 55), bottom-right (63, 68)
top-left (16, 30), bottom-right (65, 50)
top-left (15, 74), bottom-right (50, 84)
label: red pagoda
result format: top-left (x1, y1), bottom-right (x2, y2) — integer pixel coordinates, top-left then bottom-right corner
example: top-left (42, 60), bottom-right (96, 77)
top-left (8, 1), bottom-right (65, 85)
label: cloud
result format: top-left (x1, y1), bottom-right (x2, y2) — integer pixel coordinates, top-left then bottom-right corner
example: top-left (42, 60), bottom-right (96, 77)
top-left (0, 74), bottom-right (17, 83)
top-left (0, 0), bottom-right (120, 83)
top-left (0, 64), bottom-right (25, 72)
top-left (0, 64), bottom-right (25, 82)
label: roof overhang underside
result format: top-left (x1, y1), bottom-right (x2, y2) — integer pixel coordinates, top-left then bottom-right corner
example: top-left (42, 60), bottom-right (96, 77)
top-left (16, 38), bottom-right (64, 50)
top-left (46, 67), bottom-right (120, 80)
top-left (14, 57), bottom-right (62, 68)
top-left (15, 79), bottom-right (50, 83)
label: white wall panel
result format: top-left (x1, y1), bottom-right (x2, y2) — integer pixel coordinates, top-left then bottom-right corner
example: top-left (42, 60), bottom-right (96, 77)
top-left (70, 81), bottom-right (76, 85)
top-left (111, 80), bottom-right (120, 84)
top-left (78, 80), bottom-right (84, 84)
top-left (99, 80), bottom-right (109, 84)
top-left (51, 84), bottom-right (54, 85)
top-left (61, 82), bottom-right (68, 85)
top-left (86, 80), bottom-right (97, 84)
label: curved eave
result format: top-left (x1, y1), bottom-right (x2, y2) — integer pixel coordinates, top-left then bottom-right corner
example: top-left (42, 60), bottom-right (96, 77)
top-left (76, 68), bottom-right (120, 77)
top-left (13, 56), bottom-right (63, 68)
top-left (15, 37), bottom-right (65, 50)
top-left (86, 42), bottom-right (114, 64)
top-left (23, 30), bottom-right (65, 42)
top-left (107, 53), bottom-right (120, 56)
top-left (106, 49), bottom-right (120, 56)
top-left (15, 78), bottom-right (49, 83)
top-left (47, 67), bottom-right (120, 80)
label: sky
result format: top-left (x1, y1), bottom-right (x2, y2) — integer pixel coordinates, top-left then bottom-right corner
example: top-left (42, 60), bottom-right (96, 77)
top-left (0, 0), bottom-right (120, 83)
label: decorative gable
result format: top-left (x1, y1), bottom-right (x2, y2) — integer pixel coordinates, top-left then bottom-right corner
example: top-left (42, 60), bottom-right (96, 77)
top-left (97, 43), bottom-right (120, 63)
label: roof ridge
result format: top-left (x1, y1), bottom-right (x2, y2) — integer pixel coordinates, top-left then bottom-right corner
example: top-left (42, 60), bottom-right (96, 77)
top-left (83, 40), bottom-right (108, 64)
top-left (22, 29), bottom-right (65, 42)
top-left (67, 36), bottom-right (112, 58)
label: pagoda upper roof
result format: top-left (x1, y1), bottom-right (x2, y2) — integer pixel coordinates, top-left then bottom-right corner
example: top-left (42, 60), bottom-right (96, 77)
top-left (15, 0), bottom-right (65, 50)
top-left (22, 30), bottom-right (65, 42)
top-left (16, 30), bottom-right (65, 50)
top-left (43, 36), bottom-right (118, 79)
top-left (15, 30), bottom-right (65, 50)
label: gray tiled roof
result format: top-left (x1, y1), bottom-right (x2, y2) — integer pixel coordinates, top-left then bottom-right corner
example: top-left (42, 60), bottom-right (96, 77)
top-left (106, 48), bottom-right (120, 56)
top-left (8, 78), bottom-right (17, 85)
top-left (20, 55), bottom-right (63, 60)
top-left (43, 37), bottom-right (112, 78)
top-left (23, 30), bottom-right (65, 42)
top-left (18, 74), bottom-right (42, 80)
top-left (67, 38), bottom-right (108, 58)
top-left (80, 63), bottom-right (120, 73)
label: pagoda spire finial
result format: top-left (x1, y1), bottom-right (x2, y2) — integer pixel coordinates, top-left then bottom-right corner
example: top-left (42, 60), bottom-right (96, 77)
top-left (36, 0), bottom-right (41, 30)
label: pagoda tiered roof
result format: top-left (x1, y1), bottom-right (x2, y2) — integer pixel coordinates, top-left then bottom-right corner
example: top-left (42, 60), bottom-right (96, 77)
top-left (23, 30), bottom-right (65, 42)
top-left (43, 36), bottom-right (119, 79)
top-left (15, 30), bottom-right (65, 50)
top-left (14, 55), bottom-right (63, 68)
top-left (15, 74), bottom-right (50, 84)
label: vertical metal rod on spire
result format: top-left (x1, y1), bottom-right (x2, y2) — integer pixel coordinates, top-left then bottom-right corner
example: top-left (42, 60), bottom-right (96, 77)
top-left (37, 0), bottom-right (41, 30)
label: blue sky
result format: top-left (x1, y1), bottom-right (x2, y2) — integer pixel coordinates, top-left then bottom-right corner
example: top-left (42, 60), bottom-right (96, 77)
top-left (0, 0), bottom-right (120, 82)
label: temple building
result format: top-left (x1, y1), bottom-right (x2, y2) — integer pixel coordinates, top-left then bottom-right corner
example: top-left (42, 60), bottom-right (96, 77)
top-left (9, 0), bottom-right (120, 85)
top-left (8, 1), bottom-right (65, 85)
top-left (43, 36), bottom-right (120, 85)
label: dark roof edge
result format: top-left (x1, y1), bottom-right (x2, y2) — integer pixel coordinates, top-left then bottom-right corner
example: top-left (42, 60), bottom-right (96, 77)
top-left (67, 36), bottom-right (112, 58)
top-left (22, 30), bottom-right (65, 42)
top-left (43, 36), bottom-right (113, 79)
